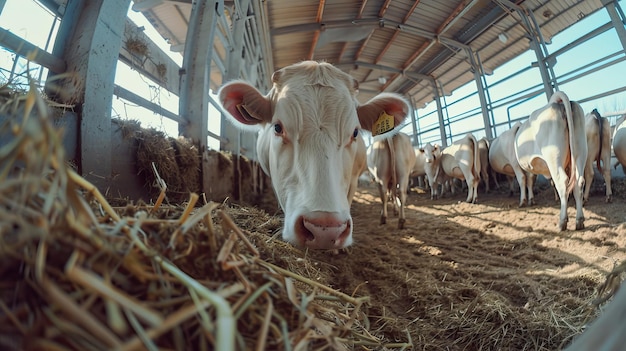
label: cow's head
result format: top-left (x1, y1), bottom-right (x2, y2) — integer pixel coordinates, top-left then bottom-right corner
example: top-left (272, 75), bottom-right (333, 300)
top-left (219, 61), bottom-right (409, 249)
top-left (423, 143), bottom-right (441, 164)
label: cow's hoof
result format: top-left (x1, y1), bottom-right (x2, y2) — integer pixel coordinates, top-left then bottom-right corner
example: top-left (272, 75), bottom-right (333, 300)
top-left (559, 221), bottom-right (567, 232)
top-left (606, 196), bottom-right (613, 203)
top-left (576, 219), bottom-right (585, 230)
top-left (398, 218), bottom-right (405, 229)
top-left (380, 216), bottom-right (387, 225)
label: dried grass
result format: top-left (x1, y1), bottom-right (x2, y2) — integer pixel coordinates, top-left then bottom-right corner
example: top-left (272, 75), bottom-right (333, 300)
top-left (0, 84), bottom-right (402, 350)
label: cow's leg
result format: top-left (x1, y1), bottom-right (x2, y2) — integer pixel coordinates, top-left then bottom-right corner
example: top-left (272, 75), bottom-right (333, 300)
top-left (506, 175), bottom-right (515, 197)
top-left (574, 157), bottom-right (587, 230)
top-left (492, 169), bottom-right (501, 190)
top-left (482, 169), bottom-right (490, 193)
top-left (550, 167), bottom-right (569, 231)
top-left (602, 159), bottom-right (613, 203)
top-left (391, 187), bottom-right (400, 216)
top-left (574, 172), bottom-right (586, 230)
top-left (430, 183), bottom-right (436, 199)
top-left (513, 170), bottom-right (527, 207)
top-left (376, 182), bottom-right (387, 225)
top-left (527, 173), bottom-right (536, 206)
top-left (397, 175), bottom-right (410, 229)
top-left (467, 172), bottom-right (478, 204)
top-left (583, 160), bottom-right (594, 204)
top-left (465, 175), bottom-right (479, 203)
top-left (550, 179), bottom-right (559, 203)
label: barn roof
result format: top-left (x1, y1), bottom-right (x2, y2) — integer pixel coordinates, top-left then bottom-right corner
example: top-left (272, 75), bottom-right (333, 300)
top-left (132, 0), bottom-right (605, 109)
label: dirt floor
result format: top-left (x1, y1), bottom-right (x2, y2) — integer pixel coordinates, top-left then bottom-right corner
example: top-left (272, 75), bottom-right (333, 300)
top-left (252, 175), bottom-right (626, 350)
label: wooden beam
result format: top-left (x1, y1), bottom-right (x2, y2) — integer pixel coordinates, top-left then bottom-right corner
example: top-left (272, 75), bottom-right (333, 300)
top-left (307, 0), bottom-right (326, 60)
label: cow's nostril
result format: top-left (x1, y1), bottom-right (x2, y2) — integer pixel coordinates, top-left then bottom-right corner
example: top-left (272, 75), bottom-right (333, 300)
top-left (295, 212), bottom-right (352, 249)
top-left (296, 216), bottom-right (315, 241)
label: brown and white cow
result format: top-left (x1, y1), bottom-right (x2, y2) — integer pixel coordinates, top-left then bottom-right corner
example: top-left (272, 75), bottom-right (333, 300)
top-left (367, 132), bottom-right (416, 229)
top-left (440, 133), bottom-right (481, 203)
top-left (613, 114), bottom-right (626, 175)
top-left (514, 91), bottom-right (587, 231)
top-left (219, 61), bottom-right (409, 249)
top-left (489, 121), bottom-right (536, 206)
top-left (583, 109), bottom-right (612, 203)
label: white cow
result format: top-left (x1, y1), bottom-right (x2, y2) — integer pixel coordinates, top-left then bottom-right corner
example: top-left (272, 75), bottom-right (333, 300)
top-left (514, 91), bottom-right (587, 231)
top-left (583, 109), bottom-right (612, 203)
top-left (218, 61), bottom-right (409, 249)
top-left (489, 121), bottom-right (536, 206)
top-left (422, 142), bottom-right (444, 200)
top-left (409, 147), bottom-right (429, 190)
top-left (440, 133), bottom-right (482, 203)
top-left (477, 137), bottom-right (492, 193)
top-left (367, 132), bottom-right (416, 229)
top-left (613, 114), bottom-right (626, 175)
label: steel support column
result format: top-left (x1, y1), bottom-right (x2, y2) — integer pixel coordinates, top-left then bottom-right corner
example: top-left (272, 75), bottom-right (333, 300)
top-left (179, 0), bottom-right (223, 195)
top-left (464, 47), bottom-right (493, 140)
top-left (409, 96), bottom-right (419, 147)
top-left (223, 0), bottom-right (252, 202)
top-left (433, 81), bottom-right (448, 147)
top-left (495, 0), bottom-right (555, 99)
top-left (603, 0), bottom-right (626, 53)
top-left (47, 0), bottom-right (130, 191)
top-left (179, 0), bottom-right (222, 142)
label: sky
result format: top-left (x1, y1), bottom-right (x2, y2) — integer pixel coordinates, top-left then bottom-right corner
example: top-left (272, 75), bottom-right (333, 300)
top-left (1, 0), bottom-right (625, 149)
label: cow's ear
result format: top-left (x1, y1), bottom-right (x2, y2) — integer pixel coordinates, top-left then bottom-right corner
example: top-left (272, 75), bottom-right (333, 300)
top-left (219, 81), bottom-right (272, 126)
top-left (357, 93), bottom-right (410, 134)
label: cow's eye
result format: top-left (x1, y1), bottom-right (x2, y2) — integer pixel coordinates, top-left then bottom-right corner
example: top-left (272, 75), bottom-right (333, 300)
top-left (352, 128), bottom-right (359, 139)
top-left (274, 123), bottom-right (283, 135)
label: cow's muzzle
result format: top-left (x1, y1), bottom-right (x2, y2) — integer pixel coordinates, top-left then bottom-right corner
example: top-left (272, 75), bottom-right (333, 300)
top-left (296, 211), bottom-right (352, 249)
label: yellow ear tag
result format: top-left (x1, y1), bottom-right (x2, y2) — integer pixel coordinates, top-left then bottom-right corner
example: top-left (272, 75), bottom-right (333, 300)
top-left (372, 111), bottom-right (395, 136)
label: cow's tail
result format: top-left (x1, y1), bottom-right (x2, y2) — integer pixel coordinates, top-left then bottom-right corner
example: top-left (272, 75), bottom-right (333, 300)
top-left (592, 109), bottom-right (604, 174)
top-left (387, 136), bottom-right (397, 203)
top-left (468, 133), bottom-right (481, 181)
top-left (550, 91), bottom-right (577, 194)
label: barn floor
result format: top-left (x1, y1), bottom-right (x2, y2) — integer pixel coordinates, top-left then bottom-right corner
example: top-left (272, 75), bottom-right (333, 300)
top-left (279, 178), bottom-right (626, 350)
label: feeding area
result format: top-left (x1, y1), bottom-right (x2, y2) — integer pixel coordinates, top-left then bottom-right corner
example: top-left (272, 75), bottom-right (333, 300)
top-left (1, 81), bottom-right (626, 350)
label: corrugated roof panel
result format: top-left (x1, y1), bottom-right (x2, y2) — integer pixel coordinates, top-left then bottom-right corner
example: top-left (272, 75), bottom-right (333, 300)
top-left (266, 1), bottom-right (318, 29)
top-left (133, 0), bottom-right (609, 114)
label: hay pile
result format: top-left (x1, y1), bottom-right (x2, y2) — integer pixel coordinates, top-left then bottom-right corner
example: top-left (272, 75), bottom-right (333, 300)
top-left (132, 124), bottom-right (201, 203)
top-left (0, 83), bottom-right (407, 350)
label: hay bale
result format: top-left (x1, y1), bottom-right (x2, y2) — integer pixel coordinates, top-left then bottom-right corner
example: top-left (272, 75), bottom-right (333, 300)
top-left (171, 136), bottom-right (200, 194)
top-left (204, 149), bottom-right (234, 202)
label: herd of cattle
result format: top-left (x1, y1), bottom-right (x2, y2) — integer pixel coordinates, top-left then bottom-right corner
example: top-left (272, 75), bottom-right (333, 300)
top-left (219, 60), bottom-right (626, 251)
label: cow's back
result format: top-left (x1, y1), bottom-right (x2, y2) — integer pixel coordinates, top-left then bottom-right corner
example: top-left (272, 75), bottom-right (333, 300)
top-left (441, 135), bottom-right (478, 179)
top-left (412, 148), bottom-right (427, 176)
top-left (585, 112), bottom-right (602, 158)
top-left (368, 133), bottom-right (415, 188)
top-left (489, 125), bottom-right (520, 176)
top-left (515, 103), bottom-right (568, 176)
top-left (613, 115), bottom-right (626, 171)
top-left (392, 133), bottom-right (417, 180)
